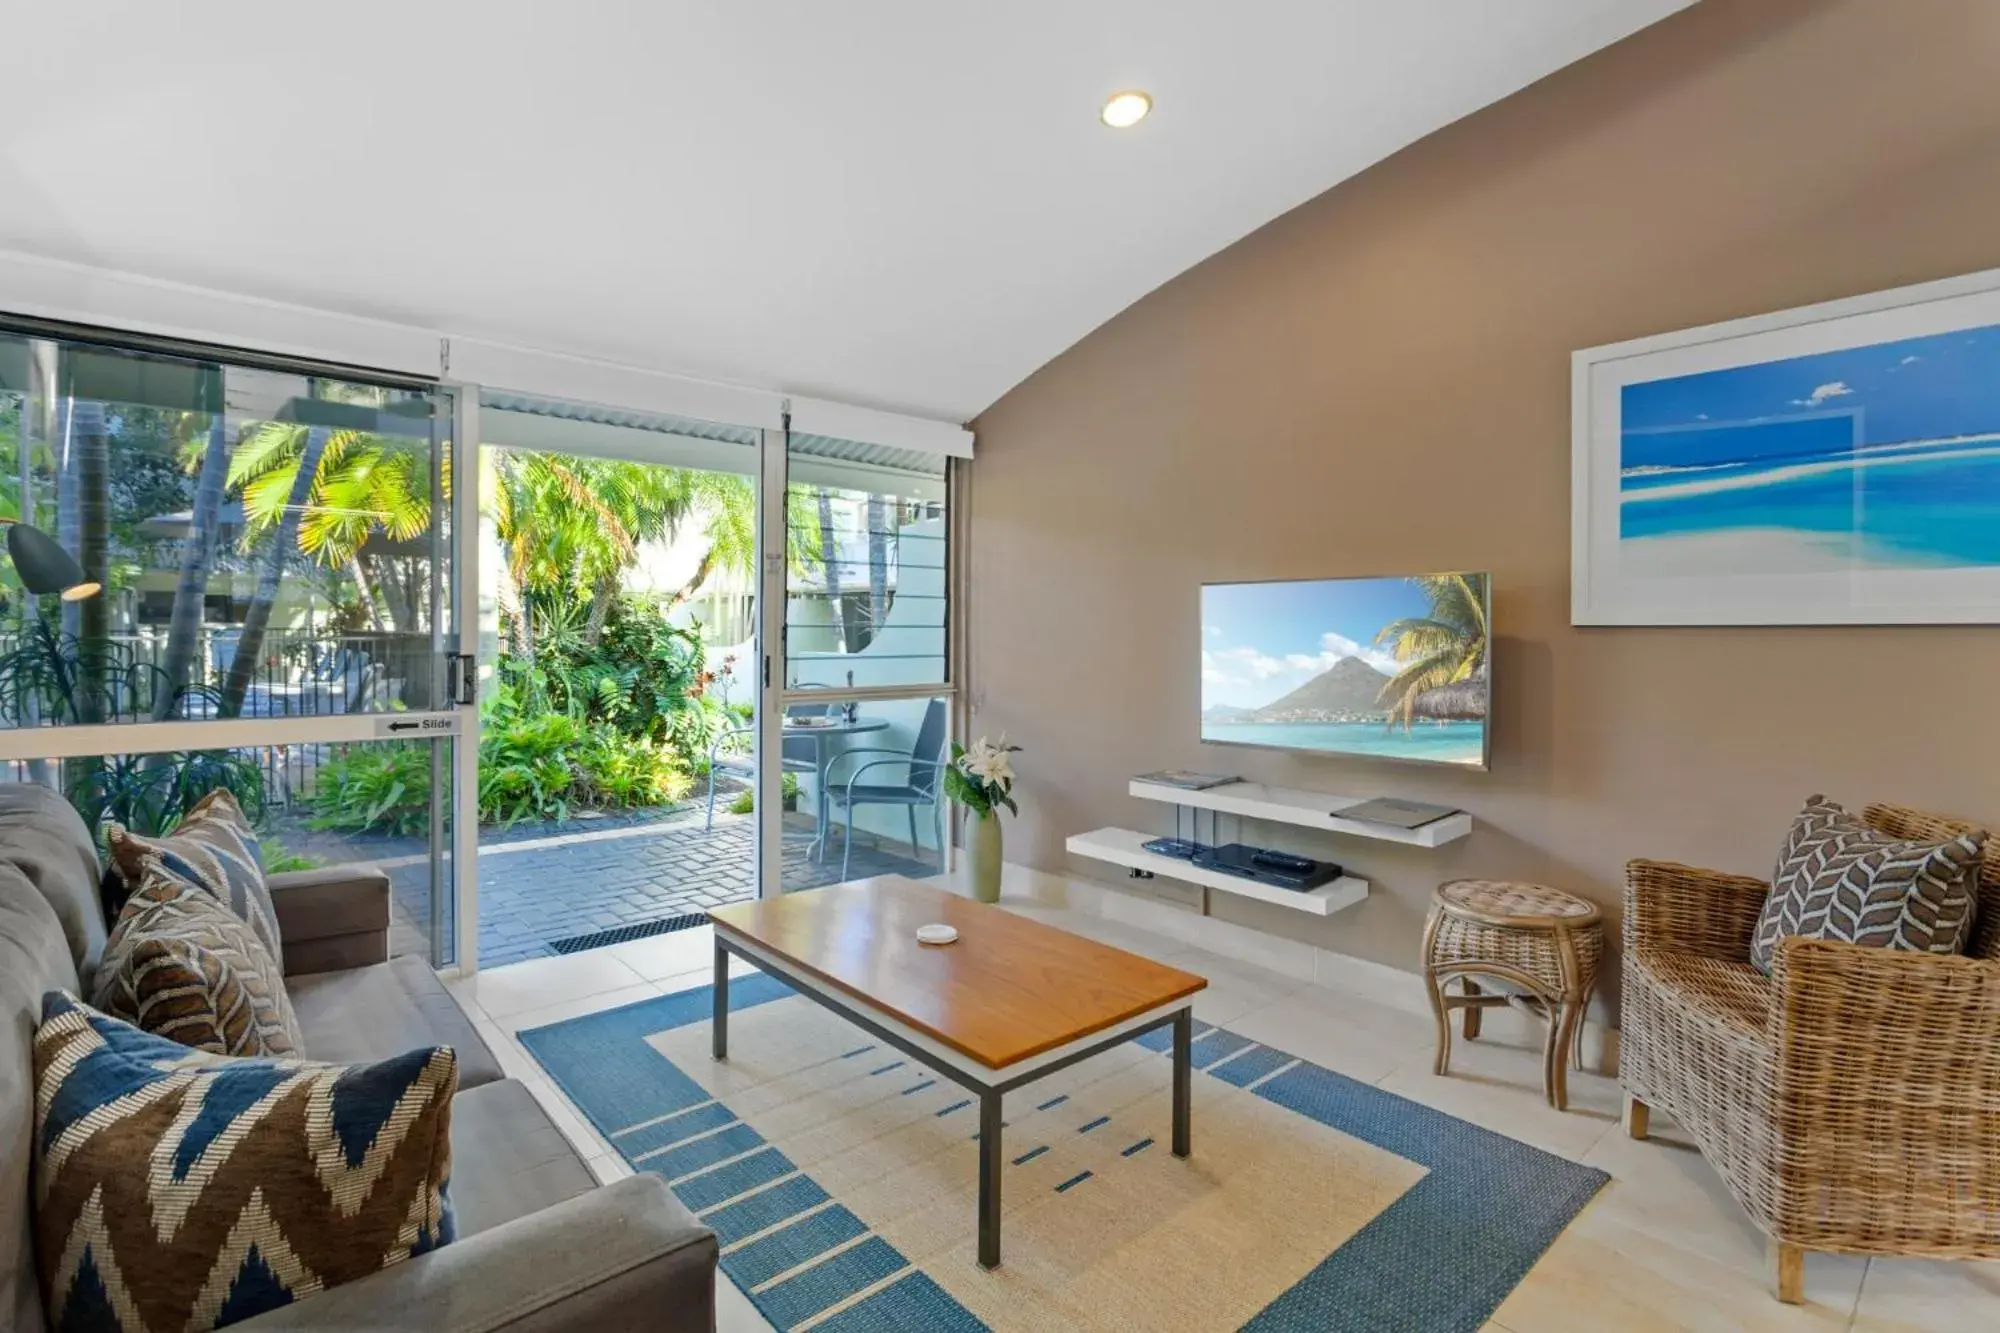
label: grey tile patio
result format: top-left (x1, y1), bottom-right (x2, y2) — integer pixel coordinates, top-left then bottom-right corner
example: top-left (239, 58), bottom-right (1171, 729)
top-left (385, 805), bottom-right (941, 968)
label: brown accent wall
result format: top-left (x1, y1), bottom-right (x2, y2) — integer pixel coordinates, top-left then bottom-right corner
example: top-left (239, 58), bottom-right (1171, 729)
top-left (966, 0), bottom-right (2000, 1009)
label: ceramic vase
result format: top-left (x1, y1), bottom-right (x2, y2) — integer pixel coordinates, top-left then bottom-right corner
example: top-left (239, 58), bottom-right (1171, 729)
top-left (968, 811), bottom-right (1003, 903)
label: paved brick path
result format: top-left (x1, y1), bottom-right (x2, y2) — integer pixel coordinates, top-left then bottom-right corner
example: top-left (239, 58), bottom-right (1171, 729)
top-left (386, 804), bottom-right (938, 967)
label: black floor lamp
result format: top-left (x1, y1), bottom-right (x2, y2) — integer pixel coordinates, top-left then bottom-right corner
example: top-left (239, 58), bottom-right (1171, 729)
top-left (2, 519), bottom-right (102, 719)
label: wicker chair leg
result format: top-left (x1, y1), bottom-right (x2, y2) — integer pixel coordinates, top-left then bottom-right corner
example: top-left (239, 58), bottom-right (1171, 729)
top-left (1622, 1094), bottom-right (1650, 1140)
top-left (1772, 1242), bottom-right (1805, 1305)
top-left (1424, 968), bottom-right (1452, 1077)
top-left (1461, 979), bottom-right (1483, 1039)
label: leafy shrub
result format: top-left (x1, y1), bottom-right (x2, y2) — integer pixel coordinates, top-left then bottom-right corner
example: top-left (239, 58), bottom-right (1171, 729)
top-left (575, 731), bottom-right (694, 809)
top-left (67, 749), bottom-right (267, 840)
top-left (478, 713), bottom-right (583, 827)
top-left (259, 838), bottom-right (322, 873)
top-left (497, 594), bottom-right (728, 771)
top-left (310, 741), bottom-right (433, 837)
top-left (727, 771), bottom-right (797, 816)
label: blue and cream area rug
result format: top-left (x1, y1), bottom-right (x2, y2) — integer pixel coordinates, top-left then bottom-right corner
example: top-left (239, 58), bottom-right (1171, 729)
top-left (519, 975), bottom-right (1606, 1332)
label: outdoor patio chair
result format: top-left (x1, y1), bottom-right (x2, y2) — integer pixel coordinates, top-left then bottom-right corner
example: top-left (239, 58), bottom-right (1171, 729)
top-left (704, 691), bottom-right (833, 833)
top-left (827, 698), bottom-right (948, 881)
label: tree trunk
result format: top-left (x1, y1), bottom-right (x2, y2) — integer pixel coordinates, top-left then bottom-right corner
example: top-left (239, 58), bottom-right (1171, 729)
top-left (670, 545), bottom-right (717, 608)
top-left (373, 555), bottom-right (414, 633)
top-left (494, 556), bottom-right (531, 662)
top-left (153, 416), bottom-right (232, 719)
top-left (55, 392), bottom-right (78, 644)
top-left (865, 492), bottom-right (888, 650)
top-left (72, 400), bottom-right (111, 724)
top-left (581, 570), bottom-right (619, 646)
top-left (816, 488), bottom-right (841, 648)
top-left (349, 556), bottom-right (384, 630)
top-left (22, 342), bottom-right (55, 787)
top-left (221, 428), bottom-right (328, 718)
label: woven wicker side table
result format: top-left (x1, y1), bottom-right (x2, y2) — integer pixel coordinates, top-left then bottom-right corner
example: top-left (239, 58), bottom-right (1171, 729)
top-left (1421, 879), bottom-right (1603, 1111)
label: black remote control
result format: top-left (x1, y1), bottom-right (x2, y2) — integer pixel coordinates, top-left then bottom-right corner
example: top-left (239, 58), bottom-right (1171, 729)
top-left (1251, 849), bottom-right (1316, 874)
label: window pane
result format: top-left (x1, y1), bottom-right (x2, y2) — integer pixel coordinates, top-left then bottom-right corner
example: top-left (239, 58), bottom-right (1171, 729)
top-left (4, 735), bottom-right (454, 965)
top-left (784, 436), bottom-right (947, 689)
top-left (0, 330), bottom-right (449, 733)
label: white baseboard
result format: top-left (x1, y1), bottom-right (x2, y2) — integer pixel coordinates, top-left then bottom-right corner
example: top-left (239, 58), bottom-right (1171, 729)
top-left (1015, 861), bottom-right (1622, 1076)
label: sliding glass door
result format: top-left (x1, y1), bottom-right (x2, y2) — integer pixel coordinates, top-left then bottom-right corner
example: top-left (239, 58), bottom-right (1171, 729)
top-left (463, 394), bottom-right (764, 967)
top-left (0, 323), bottom-right (464, 965)
top-left (773, 430), bottom-right (953, 893)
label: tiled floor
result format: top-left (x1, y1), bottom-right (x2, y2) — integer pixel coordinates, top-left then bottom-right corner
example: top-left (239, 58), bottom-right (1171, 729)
top-left (448, 868), bottom-right (1996, 1333)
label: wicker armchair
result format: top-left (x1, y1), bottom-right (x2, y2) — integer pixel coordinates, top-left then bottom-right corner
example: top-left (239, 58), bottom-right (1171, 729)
top-left (1621, 803), bottom-right (2000, 1305)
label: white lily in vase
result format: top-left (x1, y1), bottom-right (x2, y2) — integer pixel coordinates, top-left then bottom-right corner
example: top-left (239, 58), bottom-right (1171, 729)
top-left (945, 734), bottom-right (1021, 903)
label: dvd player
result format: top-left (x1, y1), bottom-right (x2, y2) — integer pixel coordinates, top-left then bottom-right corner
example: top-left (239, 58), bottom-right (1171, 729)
top-left (1189, 842), bottom-right (1341, 892)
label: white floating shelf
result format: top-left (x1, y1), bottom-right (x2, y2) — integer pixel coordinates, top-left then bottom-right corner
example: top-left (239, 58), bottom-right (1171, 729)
top-left (1066, 827), bottom-right (1370, 917)
top-left (1130, 780), bottom-right (1472, 848)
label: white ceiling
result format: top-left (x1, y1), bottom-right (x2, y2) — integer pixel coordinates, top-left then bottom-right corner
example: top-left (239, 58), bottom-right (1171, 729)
top-left (0, 2), bottom-right (1688, 423)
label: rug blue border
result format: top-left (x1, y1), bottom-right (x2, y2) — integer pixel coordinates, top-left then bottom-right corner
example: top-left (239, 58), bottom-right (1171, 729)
top-left (519, 977), bottom-right (1606, 1332)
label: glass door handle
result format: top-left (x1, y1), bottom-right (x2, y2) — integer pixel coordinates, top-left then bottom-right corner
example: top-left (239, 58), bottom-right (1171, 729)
top-left (449, 653), bottom-right (478, 707)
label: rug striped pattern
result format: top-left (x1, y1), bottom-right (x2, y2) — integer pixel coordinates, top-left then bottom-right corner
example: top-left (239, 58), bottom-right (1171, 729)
top-left (519, 975), bottom-right (1606, 1332)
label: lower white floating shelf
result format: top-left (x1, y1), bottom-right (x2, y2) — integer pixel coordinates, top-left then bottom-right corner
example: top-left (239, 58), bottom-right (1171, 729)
top-left (1066, 827), bottom-right (1369, 917)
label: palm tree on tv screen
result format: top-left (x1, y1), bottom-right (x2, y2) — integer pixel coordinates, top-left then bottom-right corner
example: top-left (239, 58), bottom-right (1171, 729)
top-left (1372, 572), bottom-right (1489, 729)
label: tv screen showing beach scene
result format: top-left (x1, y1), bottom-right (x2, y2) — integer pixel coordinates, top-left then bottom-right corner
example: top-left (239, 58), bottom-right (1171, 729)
top-left (1200, 574), bottom-right (1489, 768)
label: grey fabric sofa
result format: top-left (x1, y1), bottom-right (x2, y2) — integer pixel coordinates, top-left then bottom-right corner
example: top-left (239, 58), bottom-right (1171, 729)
top-left (0, 783), bottom-right (718, 1332)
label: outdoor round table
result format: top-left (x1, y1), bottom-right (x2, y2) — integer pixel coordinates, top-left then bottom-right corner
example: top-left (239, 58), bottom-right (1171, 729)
top-left (781, 715), bottom-right (889, 861)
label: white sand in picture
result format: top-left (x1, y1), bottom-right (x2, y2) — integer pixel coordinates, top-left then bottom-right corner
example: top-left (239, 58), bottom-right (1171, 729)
top-left (1616, 527), bottom-right (1952, 578)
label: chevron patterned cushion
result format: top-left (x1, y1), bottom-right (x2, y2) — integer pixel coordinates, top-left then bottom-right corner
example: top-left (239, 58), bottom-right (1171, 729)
top-left (32, 992), bottom-right (456, 1332)
top-left (91, 873), bottom-right (305, 1057)
top-left (1750, 795), bottom-right (1986, 975)
top-left (106, 789), bottom-right (281, 965)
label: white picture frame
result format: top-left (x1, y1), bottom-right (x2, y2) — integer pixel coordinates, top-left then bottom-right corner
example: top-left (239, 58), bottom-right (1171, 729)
top-left (1571, 267), bottom-right (2000, 625)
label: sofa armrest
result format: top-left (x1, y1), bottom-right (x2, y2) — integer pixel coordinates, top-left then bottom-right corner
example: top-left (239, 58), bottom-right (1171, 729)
top-left (1768, 937), bottom-right (2000, 1251)
top-left (232, 1174), bottom-right (718, 1332)
top-left (1624, 858), bottom-right (1768, 962)
top-left (267, 865), bottom-right (390, 975)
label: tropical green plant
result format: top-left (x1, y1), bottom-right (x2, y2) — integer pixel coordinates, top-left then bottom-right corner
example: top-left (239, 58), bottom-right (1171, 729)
top-left (1372, 573), bottom-right (1490, 728)
top-left (259, 838), bottom-right (322, 873)
top-left (310, 741), bottom-right (434, 837)
top-left (477, 712), bottom-right (584, 827)
top-left (66, 749), bottom-right (266, 840)
top-left (726, 771), bottom-right (798, 816)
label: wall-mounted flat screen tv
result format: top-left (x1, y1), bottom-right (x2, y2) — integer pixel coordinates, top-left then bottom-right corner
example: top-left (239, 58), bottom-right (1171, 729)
top-left (1201, 573), bottom-right (1490, 769)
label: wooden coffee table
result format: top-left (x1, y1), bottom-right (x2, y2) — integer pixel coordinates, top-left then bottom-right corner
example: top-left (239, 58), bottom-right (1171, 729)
top-left (707, 876), bottom-right (1207, 1269)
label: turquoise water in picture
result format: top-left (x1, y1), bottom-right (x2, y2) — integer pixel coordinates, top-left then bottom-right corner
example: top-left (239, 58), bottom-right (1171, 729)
top-left (1202, 720), bottom-right (1485, 766)
top-left (1619, 321), bottom-right (2000, 573)
top-left (1620, 437), bottom-right (2000, 567)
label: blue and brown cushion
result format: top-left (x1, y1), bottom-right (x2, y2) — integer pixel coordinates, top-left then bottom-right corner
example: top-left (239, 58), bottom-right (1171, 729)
top-left (1751, 795), bottom-right (1986, 974)
top-left (33, 992), bottom-right (456, 1333)
top-left (91, 873), bottom-right (305, 1057)
top-left (106, 789), bottom-right (281, 964)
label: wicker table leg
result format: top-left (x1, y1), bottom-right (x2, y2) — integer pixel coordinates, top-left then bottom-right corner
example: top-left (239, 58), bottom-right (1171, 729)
top-left (1425, 966), bottom-right (1453, 1077)
top-left (1461, 979), bottom-right (1484, 1039)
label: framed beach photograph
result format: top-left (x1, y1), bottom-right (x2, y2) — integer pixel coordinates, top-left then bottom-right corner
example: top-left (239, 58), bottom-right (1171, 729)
top-left (1572, 268), bottom-right (2000, 625)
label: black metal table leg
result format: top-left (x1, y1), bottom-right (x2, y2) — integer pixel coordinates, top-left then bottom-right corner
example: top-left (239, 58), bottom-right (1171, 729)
top-left (712, 938), bottom-right (729, 1060)
top-left (978, 1090), bottom-right (1003, 1268)
top-left (1172, 1007), bottom-right (1191, 1158)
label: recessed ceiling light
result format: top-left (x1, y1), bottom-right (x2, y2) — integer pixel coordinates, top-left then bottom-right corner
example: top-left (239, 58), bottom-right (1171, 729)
top-left (1100, 90), bottom-right (1152, 129)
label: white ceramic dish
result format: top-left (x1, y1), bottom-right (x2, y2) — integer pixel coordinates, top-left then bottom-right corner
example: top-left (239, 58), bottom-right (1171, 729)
top-left (915, 923), bottom-right (959, 946)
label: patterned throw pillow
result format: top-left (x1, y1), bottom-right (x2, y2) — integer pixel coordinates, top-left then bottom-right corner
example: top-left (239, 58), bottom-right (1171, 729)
top-left (33, 992), bottom-right (456, 1333)
top-left (1750, 795), bottom-right (1985, 975)
top-left (105, 789), bottom-right (281, 964)
top-left (91, 873), bottom-right (305, 1056)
